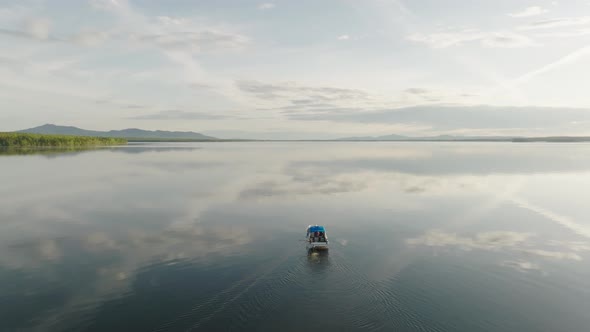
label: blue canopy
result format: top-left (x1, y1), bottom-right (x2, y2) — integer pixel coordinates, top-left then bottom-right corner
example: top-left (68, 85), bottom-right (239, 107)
top-left (308, 225), bottom-right (325, 233)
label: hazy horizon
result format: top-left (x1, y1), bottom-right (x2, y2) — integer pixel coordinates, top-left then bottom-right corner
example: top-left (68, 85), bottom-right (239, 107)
top-left (2, 0), bottom-right (590, 139)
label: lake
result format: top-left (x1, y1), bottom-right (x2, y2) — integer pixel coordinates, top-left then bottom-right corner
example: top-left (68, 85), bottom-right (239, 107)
top-left (1, 142), bottom-right (590, 332)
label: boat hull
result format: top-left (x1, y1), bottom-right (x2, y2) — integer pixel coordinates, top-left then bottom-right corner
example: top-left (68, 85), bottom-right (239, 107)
top-left (307, 242), bottom-right (329, 250)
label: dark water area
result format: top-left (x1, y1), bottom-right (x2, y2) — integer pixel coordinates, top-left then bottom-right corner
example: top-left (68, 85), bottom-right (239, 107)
top-left (1, 142), bottom-right (590, 331)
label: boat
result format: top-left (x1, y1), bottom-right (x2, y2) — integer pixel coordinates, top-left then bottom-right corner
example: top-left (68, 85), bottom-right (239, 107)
top-left (306, 225), bottom-right (329, 250)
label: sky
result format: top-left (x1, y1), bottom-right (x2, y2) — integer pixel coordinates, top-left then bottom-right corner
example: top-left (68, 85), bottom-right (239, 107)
top-left (1, 0), bottom-right (590, 139)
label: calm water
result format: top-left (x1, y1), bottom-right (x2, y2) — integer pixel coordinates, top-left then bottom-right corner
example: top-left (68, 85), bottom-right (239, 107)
top-left (1, 142), bottom-right (590, 332)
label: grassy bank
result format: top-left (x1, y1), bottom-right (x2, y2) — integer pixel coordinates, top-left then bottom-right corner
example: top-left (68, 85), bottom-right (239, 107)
top-left (0, 133), bottom-right (127, 147)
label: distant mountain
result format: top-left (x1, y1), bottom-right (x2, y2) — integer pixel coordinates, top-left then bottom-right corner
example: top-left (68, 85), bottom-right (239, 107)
top-left (337, 134), bottom-right (409, 141)
top-left (336, 134), bottom-right (516, 141)
top-left (17, 124), bottom-right (217, 140)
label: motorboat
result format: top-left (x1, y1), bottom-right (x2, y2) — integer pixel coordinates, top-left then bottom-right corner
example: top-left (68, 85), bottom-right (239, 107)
top-left (306, 225), bottom-right (329, 250)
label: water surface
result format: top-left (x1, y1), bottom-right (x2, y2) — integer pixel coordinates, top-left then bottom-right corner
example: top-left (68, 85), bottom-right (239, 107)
top-left (1, 142), bottom-right (590, 331)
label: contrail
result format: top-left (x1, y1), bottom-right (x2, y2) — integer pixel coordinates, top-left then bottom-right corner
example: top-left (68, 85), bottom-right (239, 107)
top-left (513, 45), bottom-right (590, 85)
top-left (481, 44), bottom-right (590, 103)
top-left (511, 198), bottom-right (590, 239)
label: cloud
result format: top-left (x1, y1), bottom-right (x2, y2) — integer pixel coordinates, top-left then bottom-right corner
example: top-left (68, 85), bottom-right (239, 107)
top-left (404, 88), bottom-right (430, 95)
top-left (156, 15), bottom-right (186, 25)
top-left (277, 103), bottom-right (337, 111)
top-left (0, 26), bottom-right (111, 47)
top-left (0, 27), bottom-right (41, 39)
top-left (0, 23), bottom-right (108, 46)
top-left (258, 3), bottom-right (276, 10)
top-left (125, 104), bottom-right (144, 109)
top-left (0, 56), bottom-right (24, 69)
top-left (24, 17), bottom-right (52, 39)
top-left (89, 0), bottom-right (127, 11)
top-left (236, 80), bottom-right (370, 101)
top-left (0, 27), bottom-right (61, 42)
top-left (285, 104), bottom-right (590, 131)
top-left (70, 30), bottom-right (110, 46)
top-left (534, 28), bottom-right (590, 37)
top-left (138, 30), bottom-right (249, 53)
top-left (407, 30), bottom-right (536, 48)
top-left (508, 6), bottom-right (548, 18)
top-left (239, 177), bottom-right (368, 200)
top-left (337, 34), bottom-right (350, 40)
top-left (189, 82), bottom-right (214, 89)
top-left (520, 16), bottom-right (590, 30)
top-left (291, 99), bottom-right (321, 105)
top-left (407, 230), bottom-right (533, 250)
top-left (0, 4), bottom-right (34, 24)
top-left (401, 88), bottom-right (473, 103)
top-left (480, 32), bottom-right (537, 48)
top-left (549, 240), bottom-right (590, 252)
top-left (128, 110), bottom-right (227, 120)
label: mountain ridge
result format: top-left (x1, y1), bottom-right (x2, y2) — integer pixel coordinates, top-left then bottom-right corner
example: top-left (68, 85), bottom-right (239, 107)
top-left (13, 124), bottom-right (590, 142)
top-left (336, 134), bottom-right (517, 141)
top-left (17, 124), bottom-right (216, 140)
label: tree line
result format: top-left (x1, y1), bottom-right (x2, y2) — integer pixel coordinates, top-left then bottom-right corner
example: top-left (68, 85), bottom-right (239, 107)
top-left (0, 133), bottom-right (127, 147)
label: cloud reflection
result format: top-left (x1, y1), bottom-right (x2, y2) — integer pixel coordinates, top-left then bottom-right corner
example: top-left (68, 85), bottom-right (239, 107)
top-left (406, 230), bottom-right (533, 250)
top-left (501, 260), bottom-right (540, 272)
top-left (3, 142), bottom-right (590, 329)
top-left (407, 229), bottom-right (588, 271)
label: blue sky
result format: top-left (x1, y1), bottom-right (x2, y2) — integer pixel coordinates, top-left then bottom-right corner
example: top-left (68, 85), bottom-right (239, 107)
top-left (1, 0), bottom-right (590, 138)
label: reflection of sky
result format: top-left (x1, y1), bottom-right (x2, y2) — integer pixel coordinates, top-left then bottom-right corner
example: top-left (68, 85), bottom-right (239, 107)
top-left (1, 142), bottom-right (590, 330)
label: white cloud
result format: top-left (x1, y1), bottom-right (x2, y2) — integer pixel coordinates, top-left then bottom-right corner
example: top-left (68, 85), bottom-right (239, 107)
top-left (520, 16), bottom-right (590, 30)
top-left (129, 110), bottom-right (228, 120)
top-left (2, 0), bottom-right (590, 135)
top-left (236, 80), bottom-right (371, 102)
top-left (534, 28), bottom-right (590, 37)
top-left (138, 30), bottom-right (249, 53)
top-left (549, 240), bottom-right (590, 252)
top-left (480, 32), bottom-right (537, 48)
top-left (24, 17), bottom-right (52, 40)
top-left (508, 6), bottom-right (548, 18)
top-left (406, 230), bottom-right (533, 250)
top-left (156, 15), bottom-right (186, 25)
top-left (407, 30), bottom-right (483, 48)
top-left (90, 0), bottom-right (126, 11)
top-left (0, 4), bottom-right (37, 25)
top-left (82, 1), bottom-right (248, 90)
top-left (71, 30), bottom-right (110, 46)
top-left (407, 30), bottom-right (536, 48)
top-left (258, 3), bottom-right (276, 10)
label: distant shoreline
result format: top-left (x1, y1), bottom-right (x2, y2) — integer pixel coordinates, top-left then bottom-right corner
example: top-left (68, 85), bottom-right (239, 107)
top-left (124, 138), bottom-right (590, 143)
top-left (13, 124), bottom-right (590, 143)
top-left (4, 132), bottom-right (590, 145)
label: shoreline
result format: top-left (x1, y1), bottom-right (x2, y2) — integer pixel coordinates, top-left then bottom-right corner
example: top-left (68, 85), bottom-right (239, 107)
top-left (0, 133), bottom-right (128, 147)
